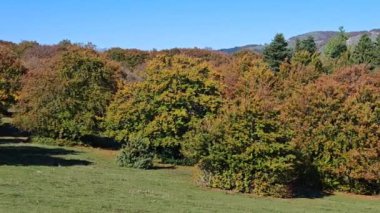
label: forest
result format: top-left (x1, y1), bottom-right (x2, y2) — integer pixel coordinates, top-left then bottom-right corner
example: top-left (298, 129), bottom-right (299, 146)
top-left (1, 28), bottom-right (379, 198)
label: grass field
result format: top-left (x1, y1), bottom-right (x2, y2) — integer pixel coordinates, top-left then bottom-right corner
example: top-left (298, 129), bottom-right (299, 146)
top-left (0, 140), bottom-right (379, 213)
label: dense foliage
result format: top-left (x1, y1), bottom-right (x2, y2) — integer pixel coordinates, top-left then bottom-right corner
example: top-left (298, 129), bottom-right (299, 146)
top-left (14, 47), bottom-right (118, 140)
top-left (324, 27), bottom-right (348, 59)
top-left (351, 34), bottom-right (378, 67)
top-left (105, 48), bottom-right (149, 72)
top-left (104, 54), bottom-right (222, 163)
top-left (295, 36), bottom-right (317, 54)
top-left (184, 57), bottom-right (297, 197)
top-left (284, 66), bottom-right (380, 194)
top-left (2, 29), bottom-right (379, 197)
top-left (0, 45), bottom-right (26, 115)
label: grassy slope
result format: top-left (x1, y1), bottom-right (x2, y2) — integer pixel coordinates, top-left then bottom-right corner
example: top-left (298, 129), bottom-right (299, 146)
top-left (0, 141), bottom-right (379, 213)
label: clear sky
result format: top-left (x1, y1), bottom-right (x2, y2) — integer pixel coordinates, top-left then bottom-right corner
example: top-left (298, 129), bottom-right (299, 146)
top-left (1, 0), bottom-right (379, 50)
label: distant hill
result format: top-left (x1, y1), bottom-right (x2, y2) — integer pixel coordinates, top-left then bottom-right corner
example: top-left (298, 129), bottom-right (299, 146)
top-left (219, 29), bottom-right (380, 54)
top-left (219, 44), bottom-right (265, 54)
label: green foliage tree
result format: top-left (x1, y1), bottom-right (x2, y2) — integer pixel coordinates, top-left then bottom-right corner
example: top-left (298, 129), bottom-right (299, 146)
top-left (14, 47), bottom-right (118, 140)
top-left (351, 34), bottom-right (376, 66)
top-left (295, 36), bottom-right (317, 54)
top-left (105, 48), bottom-right (149, 71)
top-left (184, 57), bottom-right (297, 197)
top-left (291, 50), bottom-right (323, 69)
top-left (293, 37), bottom-right (319, 68)
top-left (375, 35), bottom-right (380, 67)
top-left (104, 55), bottom-right (222, 162)
top-left (324, 27), bottom-right (348, 59)
top-left (58, 39), bottom-right (72, 47)
top-left (187, 103), bottom-right (297, 197)
top-left (263, 34), bottom-right (291, 72)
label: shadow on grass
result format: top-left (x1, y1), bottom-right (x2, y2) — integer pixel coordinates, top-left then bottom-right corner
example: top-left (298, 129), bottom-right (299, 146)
top-left (80, 135), bottom-right (121, 150)
top-left (0, 145), bottom-right (92, 167)
top-left (0, 123), bottom-right (29, 137)
top-left (0, 137), bottom-right (29, 144)
top-left (152, 165), bottom-right (176, 170)
top-left (291, 170), bottom-right (333, 199)
top-left (292, 188), bottom-right (332, 199)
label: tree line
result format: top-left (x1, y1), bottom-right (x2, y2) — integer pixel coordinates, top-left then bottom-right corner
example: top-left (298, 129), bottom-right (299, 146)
top-left (0, 29), bottom-right (379, 197)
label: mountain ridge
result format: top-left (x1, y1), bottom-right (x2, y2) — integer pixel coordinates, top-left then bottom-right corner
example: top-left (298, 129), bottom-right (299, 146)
top-left (219, 29), bottom-right (380, 54)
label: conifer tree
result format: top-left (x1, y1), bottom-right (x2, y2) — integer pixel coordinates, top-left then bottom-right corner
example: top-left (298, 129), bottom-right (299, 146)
top-left (352, 34), bottom-right (375, 65)
top-left (375, 35), bottom-right (380, 67)
top-left (263, 34), bottom-right (291, 72)
top-left (295, 36), bottom-right (317, 54)
top-left (324, 27), bottom-right (348, 59)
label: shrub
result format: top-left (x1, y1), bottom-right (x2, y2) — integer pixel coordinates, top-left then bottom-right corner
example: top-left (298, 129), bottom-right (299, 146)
top-left (117, 136), bottom-right (154, 169)
top-left (185, 102), bottom-right (297, 197)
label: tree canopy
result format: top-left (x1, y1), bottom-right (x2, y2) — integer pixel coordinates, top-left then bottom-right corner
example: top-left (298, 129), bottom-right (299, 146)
top-left (14, 47), bottom-right (118, 140)
top-left (4, 28), bottom-right (380, 197)
top-left (351, 34), bottom-right (376, 66)
top-left (324, 27), bottom-right (348, 59)
top-left (0, 45), bottom-right (26, 114)
top-left (104, 54), bottom-right (222, 162)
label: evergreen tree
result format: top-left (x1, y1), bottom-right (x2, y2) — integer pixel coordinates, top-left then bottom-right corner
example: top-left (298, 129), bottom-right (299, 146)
top-left (375, 35), bottom-right (380, 67)
top-left (295, 39), bottom-right (301, 52)
top-left (263, 33), bottom-right (291, 72)
top-left (351, 34), bottom-right (375, 65)
top-left (295, 36), bottom-right (317, 54)
top-left (324, 27), bottom-right (348, 59)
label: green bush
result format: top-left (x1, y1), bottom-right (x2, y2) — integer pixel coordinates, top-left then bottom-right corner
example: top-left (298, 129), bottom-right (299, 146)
top-left (117, 136), bottom-right (154, 169)
top-left (185, 103), bottom-right (297, 197)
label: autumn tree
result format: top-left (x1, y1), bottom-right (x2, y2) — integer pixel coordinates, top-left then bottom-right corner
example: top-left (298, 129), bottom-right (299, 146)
top-left (263, 34), bottom-right (291, 72)
top-left (104, 55), bottom-right (222, 165)
top-left (14, 47), bottom-right (118, 141)
top-left (0, 45), bottom-right (26, 115)
top-left (184, 56), bottom-right (297, 197)
top-left (15, 40), bottom-right (39, 56)
top-left (284, 65), bottom-right (380, 194)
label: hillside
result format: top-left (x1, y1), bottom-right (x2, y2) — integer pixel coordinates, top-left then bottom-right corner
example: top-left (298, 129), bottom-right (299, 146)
top-left (219, 29), bottom-right (380, 54)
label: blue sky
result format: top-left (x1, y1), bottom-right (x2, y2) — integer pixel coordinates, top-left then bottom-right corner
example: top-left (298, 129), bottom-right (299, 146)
top-left (1, 0), bottom-right (379, 50)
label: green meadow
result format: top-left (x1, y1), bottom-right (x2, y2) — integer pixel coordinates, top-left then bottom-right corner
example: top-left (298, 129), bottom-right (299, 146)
top-left (0, 140), bottom-right (379, 213)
